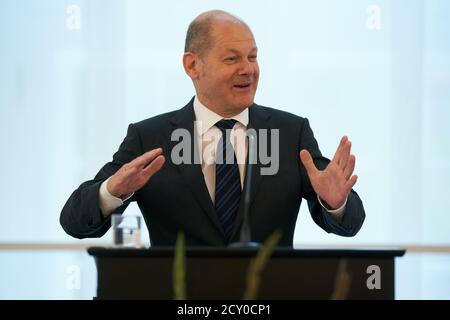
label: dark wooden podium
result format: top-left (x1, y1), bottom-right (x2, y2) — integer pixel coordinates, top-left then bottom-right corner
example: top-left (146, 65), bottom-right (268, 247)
top-left (87, 247), bottom-right (405, 300)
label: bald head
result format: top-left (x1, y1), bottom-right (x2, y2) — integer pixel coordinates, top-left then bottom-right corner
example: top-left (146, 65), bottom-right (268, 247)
top-left (182, 10), bottom-right (259, 117)
top-left (184, 10), bottom-right (251, 56)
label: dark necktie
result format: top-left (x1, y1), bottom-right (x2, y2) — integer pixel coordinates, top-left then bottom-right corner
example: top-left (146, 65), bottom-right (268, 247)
top-left (214, 119), bottom-right (242, 241)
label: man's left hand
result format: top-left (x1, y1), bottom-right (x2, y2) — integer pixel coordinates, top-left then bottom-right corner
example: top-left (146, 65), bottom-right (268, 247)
top-left (299, 136), bottom-right (358, 210)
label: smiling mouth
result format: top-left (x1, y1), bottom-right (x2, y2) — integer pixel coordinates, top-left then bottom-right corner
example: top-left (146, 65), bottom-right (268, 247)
top-left (233, 83), bottom-right (251, 89)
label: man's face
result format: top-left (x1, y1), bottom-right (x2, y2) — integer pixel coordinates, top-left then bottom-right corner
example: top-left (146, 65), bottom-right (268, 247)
top-left (195, 22), bottom-right (259, 116)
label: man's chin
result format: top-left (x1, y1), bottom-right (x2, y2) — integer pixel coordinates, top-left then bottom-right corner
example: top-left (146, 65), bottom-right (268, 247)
top-left (233, 102), bottom-right (253, 112)
top-left (232, 96), bottom-right (255, 109)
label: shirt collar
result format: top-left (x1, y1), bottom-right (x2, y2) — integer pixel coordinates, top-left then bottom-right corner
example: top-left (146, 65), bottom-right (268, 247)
top-left (193, 96), bottom-right (249, 135)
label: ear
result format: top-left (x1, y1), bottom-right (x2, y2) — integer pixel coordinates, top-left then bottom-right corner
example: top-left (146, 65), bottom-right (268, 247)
top-left (182, 52), bottom-right (200, 80)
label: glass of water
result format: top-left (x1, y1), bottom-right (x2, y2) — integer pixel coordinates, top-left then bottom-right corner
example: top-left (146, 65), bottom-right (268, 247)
top-left (111, 214), bottom-right (142, 248)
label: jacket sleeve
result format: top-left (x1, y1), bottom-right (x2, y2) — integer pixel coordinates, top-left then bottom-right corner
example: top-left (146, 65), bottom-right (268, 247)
top-left (298, 118), bottom-right (366, 237)
top-left (60, 123), bottom-right (143, 239)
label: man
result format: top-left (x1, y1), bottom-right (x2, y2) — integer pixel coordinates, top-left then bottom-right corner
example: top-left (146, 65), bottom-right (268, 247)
top-left (60, 10), bottom-right (365, 246)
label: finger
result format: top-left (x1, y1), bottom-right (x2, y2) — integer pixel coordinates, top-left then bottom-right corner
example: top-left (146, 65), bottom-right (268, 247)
top-left (343, 154), bottom-right (356, 180)
top-left (332, 136), bottom-right (348, 164)
top-left (339, 140), bottom-right (352, 170)
top-left (300, 149), bottom-right (318, 176)
top-left (345, 174), bottom-right (358, 191)
top-left (133, 148), bottom-right (163, 168)
top-left (142, 155), bottom-right (165, 178)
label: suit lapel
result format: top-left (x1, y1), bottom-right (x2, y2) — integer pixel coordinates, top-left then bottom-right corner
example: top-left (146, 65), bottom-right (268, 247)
top-left (168, 98), bottom-right (225, 237)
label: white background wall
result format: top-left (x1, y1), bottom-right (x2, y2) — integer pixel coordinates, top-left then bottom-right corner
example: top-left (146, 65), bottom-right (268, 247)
top-left (0, 0), bottom-right (449, 299)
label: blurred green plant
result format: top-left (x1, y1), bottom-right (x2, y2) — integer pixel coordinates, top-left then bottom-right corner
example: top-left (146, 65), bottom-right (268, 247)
top-left (330, 258), bottom-right (352, 300)
top-left (173, 232), bottom-right (186, 300)
top-left (172, 230), bottom-right (284, 300)
top-left (243, 229), bottom-right (282, 300)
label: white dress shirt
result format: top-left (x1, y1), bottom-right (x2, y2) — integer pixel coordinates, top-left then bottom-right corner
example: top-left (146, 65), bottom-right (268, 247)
top-left (99, 96), bottom-right (346, 222)
top-left (192, 97), bottom-right (248, 203)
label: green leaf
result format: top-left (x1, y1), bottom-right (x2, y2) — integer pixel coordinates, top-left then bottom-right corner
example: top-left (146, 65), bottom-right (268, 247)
top-left (330, 258), bottom-right (352, 300)
top-left (173, 231), bottom-right (186, 300)
top-left (244, 229), bottom-right (282, 300)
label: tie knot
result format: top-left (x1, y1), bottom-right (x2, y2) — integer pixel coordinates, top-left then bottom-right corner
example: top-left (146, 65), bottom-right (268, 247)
top-left (215, 119), bottom-right (238, 132)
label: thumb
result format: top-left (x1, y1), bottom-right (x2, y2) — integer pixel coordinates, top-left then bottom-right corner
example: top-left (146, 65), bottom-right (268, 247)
top-left (300, 149), bottom-right (318, 176)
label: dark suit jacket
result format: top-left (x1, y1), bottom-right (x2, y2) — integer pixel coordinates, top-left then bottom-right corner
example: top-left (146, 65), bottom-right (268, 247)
top-left (60, 98), bottom-right (365, 246)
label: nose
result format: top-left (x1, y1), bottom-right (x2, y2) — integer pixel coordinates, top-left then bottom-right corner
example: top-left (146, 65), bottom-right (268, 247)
top-left (238, 59), bottom-right (256, 76)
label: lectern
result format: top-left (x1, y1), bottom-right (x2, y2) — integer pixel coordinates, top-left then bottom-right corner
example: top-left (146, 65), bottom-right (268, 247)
top-left (87, 247), bottom-right (405, 299)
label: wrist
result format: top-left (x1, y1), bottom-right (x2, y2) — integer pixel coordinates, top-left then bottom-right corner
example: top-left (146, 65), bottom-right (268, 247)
top-left (107, 177), bottom-right (128, 200)
top-left (318, 197), bottom-right (344, 211)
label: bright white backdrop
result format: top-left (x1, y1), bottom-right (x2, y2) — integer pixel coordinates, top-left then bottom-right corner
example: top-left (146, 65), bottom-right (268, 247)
top-left (0, 0), bottom-right (449, 299)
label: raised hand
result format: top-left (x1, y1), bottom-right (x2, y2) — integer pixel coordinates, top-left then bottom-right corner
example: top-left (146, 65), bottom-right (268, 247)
top-left (299, 136), bottom-right (357, 210)
top-left (107, 148), bottom-right (165, 199)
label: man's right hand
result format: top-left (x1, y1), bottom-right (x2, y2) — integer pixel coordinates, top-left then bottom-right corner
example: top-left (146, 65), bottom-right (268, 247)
top-left (107, 148), bottom-right (165, 200)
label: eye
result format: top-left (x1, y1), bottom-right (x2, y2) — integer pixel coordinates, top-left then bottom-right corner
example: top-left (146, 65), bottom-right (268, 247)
top-left (224, 56), bottom-right (238, 63)
top-left (249, 55), bottom-right (257, 62)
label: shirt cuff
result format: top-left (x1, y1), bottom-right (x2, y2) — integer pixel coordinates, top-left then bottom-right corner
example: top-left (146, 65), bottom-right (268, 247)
top-left (99, 177), bottom-right (133, 217)
top-left (317, 195), bottom-right (347, 223)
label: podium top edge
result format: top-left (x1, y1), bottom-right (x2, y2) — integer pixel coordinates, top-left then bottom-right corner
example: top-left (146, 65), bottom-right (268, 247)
top-left (87, 247), bottom-right (406, 258)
